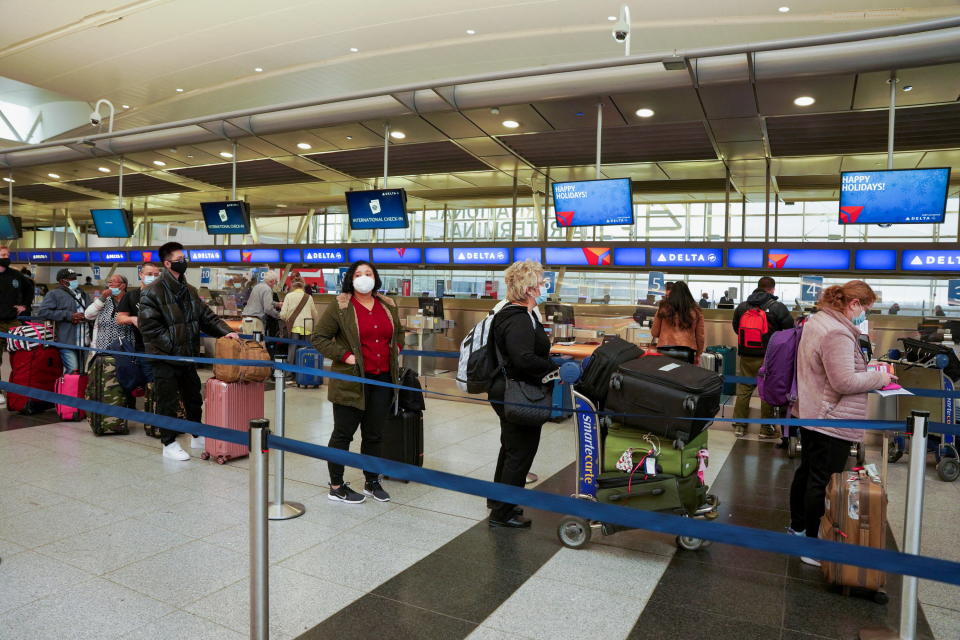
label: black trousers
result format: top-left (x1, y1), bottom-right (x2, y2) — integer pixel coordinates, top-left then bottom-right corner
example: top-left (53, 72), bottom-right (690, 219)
top-left (489, 385), bottom-right (543, 521)
top-left (153, 361), bottom-right (203, 446)
top-left (328, 373), bottom-right (392, 486)
top-left (789, 428), bottom-right (852, 537)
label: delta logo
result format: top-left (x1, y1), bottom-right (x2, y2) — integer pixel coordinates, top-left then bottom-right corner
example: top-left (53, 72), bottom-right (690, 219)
top-left (61, 253), bottom-right (72, 261)
top-left (653, 250), bottom-right (719, 264)
top-left (104, 252), bottom-right (126, 261)
top-left (305, 250), bottom-right (343, 261)
top-left (396, 248), bottom-right (406, 257)
top-left (241, 251), bottom-right (253, 262)
top-left (456, 250), bottom-right (507, 262)
top-left (839, 206), bottom-right (864, 224)
top-left (582, 247), bottom-right (611, 266)
top-left (768, 253), bottom-right (789, 269)
top-left (141, 251), bottom-right (153, 262)
top-left (556, 211), bottom-right (575, 227)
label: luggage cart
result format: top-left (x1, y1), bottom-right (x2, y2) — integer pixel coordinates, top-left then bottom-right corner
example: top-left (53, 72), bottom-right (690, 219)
top-left (551, 363), bottom-right (720, 551)
top-left (881, 338), bottom-right (960, 482)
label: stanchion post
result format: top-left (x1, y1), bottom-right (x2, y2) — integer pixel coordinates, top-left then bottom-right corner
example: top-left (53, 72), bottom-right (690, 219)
top-left (900, 410), bottom-right (928, 640)
top-left (249, 418), bottom-right (270, 640)
top-left (268, 354), bottom-right (304, 520)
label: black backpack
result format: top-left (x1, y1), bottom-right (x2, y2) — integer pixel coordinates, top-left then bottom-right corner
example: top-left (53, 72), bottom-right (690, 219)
top-left (576, 337), bottom-right (643, 408)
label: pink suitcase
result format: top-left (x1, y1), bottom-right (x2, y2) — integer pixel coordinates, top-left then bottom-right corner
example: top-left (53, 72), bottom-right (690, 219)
top-left (202, 379), bottom-right (264, 464)
top-left (55, 373), bottom-right (88, 421)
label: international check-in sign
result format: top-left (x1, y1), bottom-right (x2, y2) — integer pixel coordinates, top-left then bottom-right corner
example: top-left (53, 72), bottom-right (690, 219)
top-left (648, 271), bottom-right (666, 296)
top-left (949, 280), bottom-right (960, 307)
top-left (542, 271), bottom-right (557, 295)
top-left (800, 275), bottom-right (823, 303)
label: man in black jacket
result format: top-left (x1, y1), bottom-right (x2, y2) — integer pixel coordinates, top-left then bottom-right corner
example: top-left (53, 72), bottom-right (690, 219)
top-left (139, 242), bottom-right (238, 461)
top-left (0, 246), bottom-right (31, 403)
top-left (731, 276), bottom-right (794, 438)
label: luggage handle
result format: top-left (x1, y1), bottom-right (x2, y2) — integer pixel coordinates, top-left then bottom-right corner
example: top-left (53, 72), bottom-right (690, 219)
top-left (608, 488), bottom-right (665, 501)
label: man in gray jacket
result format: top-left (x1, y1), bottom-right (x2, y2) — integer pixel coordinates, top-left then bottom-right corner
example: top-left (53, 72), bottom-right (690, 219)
top-left (36, 268), bottom-right (91, 373)
top-left (241, 270), bottom-right (281, 336)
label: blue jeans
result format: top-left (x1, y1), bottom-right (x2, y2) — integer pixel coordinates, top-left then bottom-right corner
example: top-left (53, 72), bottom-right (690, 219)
top-left (60, 349), bottom-right (86, 374)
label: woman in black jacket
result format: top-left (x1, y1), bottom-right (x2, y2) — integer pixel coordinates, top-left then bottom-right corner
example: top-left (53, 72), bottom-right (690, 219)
top-left (488, 260), bottom-right (555, 529)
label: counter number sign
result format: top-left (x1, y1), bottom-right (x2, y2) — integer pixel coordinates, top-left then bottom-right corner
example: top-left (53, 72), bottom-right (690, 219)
top-left (648, 271), bottom-right (666, 296)
top-left (949, 279), bottom-right (960, 307)
top-left (800, 275), bottom-right (823, 304)
top-left (542, 271), bottom-right (556, 295)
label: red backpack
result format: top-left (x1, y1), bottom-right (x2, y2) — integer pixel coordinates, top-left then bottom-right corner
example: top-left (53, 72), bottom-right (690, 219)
top-left (738, 300), bottom-right (775, 351)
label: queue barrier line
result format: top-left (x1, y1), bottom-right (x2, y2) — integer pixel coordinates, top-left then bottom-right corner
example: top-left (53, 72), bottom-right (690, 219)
top-left (2, 376), bottom-right (960, 589)
top-left (3, 331), bottom-right (958, 437)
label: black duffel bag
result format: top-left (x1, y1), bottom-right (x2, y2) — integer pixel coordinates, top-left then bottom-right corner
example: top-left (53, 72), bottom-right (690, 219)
top-left (575, 337), bottom-right (643, 408)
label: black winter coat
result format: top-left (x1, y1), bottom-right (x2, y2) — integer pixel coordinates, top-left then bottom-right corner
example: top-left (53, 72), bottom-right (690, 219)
top-left (139, 270), bottom-right (231, 361)
top-left (487, 303), bottom-right (555, 414)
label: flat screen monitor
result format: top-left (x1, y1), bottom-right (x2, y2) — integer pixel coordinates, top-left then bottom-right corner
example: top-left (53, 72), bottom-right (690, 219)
top-left (543, 303), bottom-right (575, 325)
top-left (200, 201), bottom-right (251, 235)
top-left (839, 168), bottom-right (950, 225)
top-left (346, 189), bottom-right (409, 229)
top-left (0, 215), bottom-right (22, 240)
top-left (418, 296), bottom-right (443, 318)
top-left (90, 208), bottom-right (133, 238)
top-left (552, 178), bottom-right (633, 227)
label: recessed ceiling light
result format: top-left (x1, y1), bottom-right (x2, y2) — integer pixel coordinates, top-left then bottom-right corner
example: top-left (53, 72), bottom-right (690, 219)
top-left (349, 47), bottom-right (359, 53)
top-left (153, 160), bottom-right (166, 166)
top-left (390, 131), bottom-right (406, 139)
top-left (254, 67), bottom-right (263, 72)
top-left (175, 88), bottom-right (184, 93)
top-left (219, 151), bottom-right (234, 158)
top-left (2, 177), bottom-right (13, 183)
top-left (635, 108), bottom-right (655, 118)
top-left (466, 29), bottom-right (476, 35)
top-left (575, 111), bottom-right (585, 117)
top-left (121, 104), bottom-right (130, 109)
top-left (296, 142), bottom-right (312, 150)
top-left (48, 173), bottom-right (60, 179)
top-left (98, 167), bottom-right (111, 173)
top-left (345, 135), bottom-right (353, 140)
top-left (778, 6), bottom-right (790, 12)
top-left (186, 154), bottom-right (194, 158)
top-left (793, 96), bottom-right (815, 106)
top-left (501, 120), bottom-right (520, 128)
top-left (607, 15), bottom-right (617, 21)
top-left (276, 204), bottom-right (287, 208)
top-left (903, 85), bottom-right (914, 92)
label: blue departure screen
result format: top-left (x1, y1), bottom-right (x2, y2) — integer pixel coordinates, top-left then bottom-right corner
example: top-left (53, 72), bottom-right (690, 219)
top-left (57, 251), bottom-right (88, 263)
top-left (224, 249), bottom-right (281, 263)
top-left (348, 248), bottom-right (371, 263)
top-left (371, 248), bottom-right (421, 264)
top-left (425, 248), bottom-right (451, 264)
top-left (91, 209), bottom-right (133, 238)
top-left (544, 247), bottom-right (612, 266)
top-left (282, 249), bottom-right (301, 263)
top-left (452, 247), bottom-right (510, 265)
top-left (902, 250), bottom-right (960, 271)
top-left (0, 215), bottom-right (21, 240)
top-left (855, 250), bottom-right (897, 270)
top-left (129, 250), bottom-right (157, 263)
top-left (97, 250), bottom-right (129, 263)
top-left (612, 248), bottom-right (646, 266)
top-left (24, 251), bottom-right (50, 262)
top-left (513, 247), bottom-right (542, 263)
top-left (200, 201), bottom-right (251, 235)
top-left (303, 248), bottom-right (346, 263)
top-left (766, 249), bottom-right (850, 270)
top-left (187, 249), bottom-right (222, 262)
top-left (839, 168), bottom-right (950, 225)
top-left (727, 248), bottom-right (764, 269)
top-left (649, 248), bottom-right (722, 268)
top-left (552, 178), bottom-right (633, 227)
top-left (346, 189), bottom-right (409, 229)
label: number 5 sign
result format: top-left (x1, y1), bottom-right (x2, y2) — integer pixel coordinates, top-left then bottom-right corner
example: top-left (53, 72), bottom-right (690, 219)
top-left (648, 271), bottom-right (666, 296)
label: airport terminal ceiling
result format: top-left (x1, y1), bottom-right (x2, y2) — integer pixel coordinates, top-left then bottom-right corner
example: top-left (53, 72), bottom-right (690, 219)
top-left (0, 1), bottom-right (959, 229)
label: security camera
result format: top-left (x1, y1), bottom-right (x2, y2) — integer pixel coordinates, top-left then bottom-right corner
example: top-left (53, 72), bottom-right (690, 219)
top-left (612, 23), bottom-right (629, 43)
top-left (611, 5), bottom-right (631, 53)
top-left (90, 111), bottom-right (102, 126)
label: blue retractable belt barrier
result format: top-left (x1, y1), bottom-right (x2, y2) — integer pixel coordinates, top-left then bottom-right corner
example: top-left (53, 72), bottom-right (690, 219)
top-left (3, 377), bottom-right (960, 588)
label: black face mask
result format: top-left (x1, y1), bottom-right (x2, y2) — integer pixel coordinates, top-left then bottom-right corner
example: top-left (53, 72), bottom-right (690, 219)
top-left (0, 258), bottom-right (9, 268)
top-left (169, 260), bottom-right (188, 275)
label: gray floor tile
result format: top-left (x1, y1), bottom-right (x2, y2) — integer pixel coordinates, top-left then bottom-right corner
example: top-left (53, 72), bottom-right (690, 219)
top-left (0, 576), bottom-right (172, 640)
top-left (136, 496), bottom-right (245, 539)
top-left (919, 580), bottom-right (960, 615)
top-left (922, 603), bottom-right (960, 640)
top-left (202, 514), bottom-right (349, 563)
top-left (118, 610), bottom-right (245, 640)
top-left (0, 498), bottom-right (124, 548)
top-left (466, 626), bottom-right (535, 640)
top-left (35, 517), bottom-right (194, 575)
top-left (348, 504), bottom-right (478, 551)
top-left (534, 545), bottom-right (671, 599)
top-left (0, 537), bottom-right (26, 558)
top-left (298, 594), bottom-right (475, 640)
top-left (0, 481), bottom-right (72, 517)
top-left (407, 486), bottom-right (491, 520)
top-left (106, 539), bottom-right (247, 607)
top-left (0, 551), bottom-right (94, 615)
top-left (184, 565), bottom-right (365, 637)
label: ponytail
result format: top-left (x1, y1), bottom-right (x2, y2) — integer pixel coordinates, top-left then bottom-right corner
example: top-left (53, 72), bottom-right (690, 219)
top-left (818, 280), bottom-right (876, 312)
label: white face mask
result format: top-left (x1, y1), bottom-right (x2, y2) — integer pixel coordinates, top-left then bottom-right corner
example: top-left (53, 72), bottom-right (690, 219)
top-left (353, 275), bottom-right (376, 294)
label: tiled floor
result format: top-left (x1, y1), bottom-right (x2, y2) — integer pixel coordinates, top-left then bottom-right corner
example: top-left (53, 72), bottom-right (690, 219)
top-left (0, 382), bottom-right (957, 639)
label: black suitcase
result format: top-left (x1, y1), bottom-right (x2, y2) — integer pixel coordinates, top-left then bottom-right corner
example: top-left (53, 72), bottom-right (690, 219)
top-left (576, 337), bottom-right (643, 408)
top-left (607, 355), bottom-right (722, 445)
top-left (382, 409), bottom-right (424, 470)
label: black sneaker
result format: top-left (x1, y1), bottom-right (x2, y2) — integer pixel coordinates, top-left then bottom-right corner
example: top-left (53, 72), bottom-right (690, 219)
top-left (363, 480), bottom-right (391, 502)
top-left (328, 483), bottom-right (365, 504)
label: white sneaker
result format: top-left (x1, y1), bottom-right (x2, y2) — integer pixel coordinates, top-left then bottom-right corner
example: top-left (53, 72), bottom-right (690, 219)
top-left (191, 436), bottom-right (205, 449)
top-left (162, 441), bottom-right (191, 461)
top-left (0, 393), bottom-right (6, 405)
top-left (801, 556), bottom-right (822, 568)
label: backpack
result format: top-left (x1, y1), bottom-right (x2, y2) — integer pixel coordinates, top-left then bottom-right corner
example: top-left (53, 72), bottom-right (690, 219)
top-left (457, 312), bottom-right (500, 394)
top-left (575, 336), bottom-right (643, 407)
top-left (737, 299), bottom-right (775, 352)
top-left (756, 318), bottom-right (806, 408)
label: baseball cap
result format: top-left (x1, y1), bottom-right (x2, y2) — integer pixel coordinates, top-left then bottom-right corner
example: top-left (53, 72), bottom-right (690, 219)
top-left (56, 268), bottom-right (80, 281)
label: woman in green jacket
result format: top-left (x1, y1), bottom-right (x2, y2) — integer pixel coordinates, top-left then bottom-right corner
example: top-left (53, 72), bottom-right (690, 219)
top-left (311, 261), bottom-right (404, 504)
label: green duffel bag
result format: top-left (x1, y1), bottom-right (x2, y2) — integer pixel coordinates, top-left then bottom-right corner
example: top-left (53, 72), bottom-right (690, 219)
top-left (596, 472), bottom-right (706, 516)
top-left (603, 423), bottom-right (708, 476)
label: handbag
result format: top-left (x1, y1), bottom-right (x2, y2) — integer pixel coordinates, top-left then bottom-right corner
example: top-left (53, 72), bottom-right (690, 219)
top-left (495, 340), bottom-right (553, 428)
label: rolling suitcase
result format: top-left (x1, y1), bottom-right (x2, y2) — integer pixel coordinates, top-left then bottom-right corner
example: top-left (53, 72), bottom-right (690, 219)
top-left (202, 379), bottom-right (265, 464)
top-left (607, 355), bottom-right (722, 445)
top-left (595, 472), bottom-right (706, 516)
top-left (86, 354), bottom-right (130, 435)
top-left (705, 345), bottom-right (737, 396)
top-left (55, 373), bottom-right (88, 421)
top-left (818, 471), bottom-right (887, 599)
top-left (7, 346), bottom-right (61, 414)
top-left (550, 355), bottom-right (574, 421)
top-left (575, 336), bottom-right (643, 408)
top-left (381, 409), bottom-right (424, 468)
top-left (294, 346), bottom-right (324, 387)
top-left (602, 423), bottom-right (708, 477)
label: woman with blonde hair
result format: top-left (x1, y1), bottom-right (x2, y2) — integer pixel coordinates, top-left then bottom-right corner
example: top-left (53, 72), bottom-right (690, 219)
top-left (487, 260), bottom-right (555, 529)
top-left (788, 280), bottom-right (894, 565)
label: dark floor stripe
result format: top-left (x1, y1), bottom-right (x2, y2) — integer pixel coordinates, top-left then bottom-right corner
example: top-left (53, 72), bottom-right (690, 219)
top-left (627, 438), bottom-right (936, 640)
top-left (0, 408), bottom-right (63, 431)
top-left (296, 464), bottom-right (577, 639)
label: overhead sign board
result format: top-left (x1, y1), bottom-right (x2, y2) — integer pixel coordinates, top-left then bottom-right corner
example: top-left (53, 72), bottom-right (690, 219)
top-left (513, 247), bottom-right (543, 263)
top-left (96, 250), bottom-right (130, 263)
top-left (854, 249), bottom-right (897, 271)
top-left (902, 250), bottom-right (960, 271)
top-left (347, 248), bottom-right (371, 263)
top-left (544, 247), bottom-right (611, 266)
top-left (129, 250), bottom-right (156, 263)
top-left (425, 248), bottom-right (451, 264)
top-left (453, 247), bottom-right (510, 265)
top-left (187, 249), bottom-right (222, 263)
top-left (727, 248), bottom-right (764, 269)
top-left (24, 251), bottom-right (50, 262)
top-left (371, 247), bottom-right (422, 264)
top-left (650, 248), bottom-right (721, 268)
top-left (281, 248), bottom-right (301, 263)
top-left (303, 248), bottom-right (346, 264)
top-left (611, 248), bottom-right (646, 267)
top-left (224, 248), bottom-right (281, 263)
top-left (56, 251), bottom-right (88, 263)
top-left (766, 248), bottom-right (849, 270)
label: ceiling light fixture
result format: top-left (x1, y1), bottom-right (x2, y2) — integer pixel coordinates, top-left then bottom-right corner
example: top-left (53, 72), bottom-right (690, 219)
top-left (98, 167), bottom-right (111, 173)
top-left (635, 108), bottom-right (655, 117)
top-left (121, 104), bottom-right (130, 109)
top-left (793, 96), bottom-right (815, 106)
top-left (276, 204), bottom-right (287, 208)
top-left (220, 151), bottom-right (233, 158)
top-left (345, 135), bottom-right (353, 140)
top-left (607, 15), bottom-right (617, 21)
top-left (296, 142), bottom-right (312, 150)
top-left (175, 88), bottom-right (184, 93)
top-left (778, 6), bottom-right (790, 12)
top-left (903, 85), bottom-right (914, 92)
top-left (2, 177), bottom-right (13, 183)
top-left (466, 29), bottom-right (476, 35)
top-left (153, 160), bottom-right (166, 166)
top-left (501, 120), bottom-right (520, 128)
top-left (349, 47), bottom-right (359, 52)
top-left (48, 173), bottom-right (60, 179)
top-left (254, 67), bottom-right (263, 72)
top-left (390, 131), bottom-right (406, 139)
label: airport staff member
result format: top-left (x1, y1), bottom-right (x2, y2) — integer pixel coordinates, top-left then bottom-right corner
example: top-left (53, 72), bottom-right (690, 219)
top-left (36, 268), bottom-right (92, 374)
top-left (138, 243), bottom-right (239, 461)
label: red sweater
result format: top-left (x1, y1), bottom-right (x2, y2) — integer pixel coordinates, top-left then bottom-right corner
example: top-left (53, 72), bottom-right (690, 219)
top-left (345, 297), bottom-right (394, 375)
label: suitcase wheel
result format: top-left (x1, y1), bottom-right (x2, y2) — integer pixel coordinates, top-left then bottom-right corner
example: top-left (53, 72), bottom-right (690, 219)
top-left (675, 535), bottom-right (704, 551)
top-left (200, 452), bottom-right (210, 461)
top-left (937, 457), bottom-right (960, 482)
top-left (872, 590), bottom-right (889, 605)
top-left (216, 455), bottom-right (227, 465)
top-left (557, 517), bottom-right (592, 549)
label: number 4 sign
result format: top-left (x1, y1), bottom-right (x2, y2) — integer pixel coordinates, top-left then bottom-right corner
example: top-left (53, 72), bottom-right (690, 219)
top-left (800, 275), bottom-right (823, 303)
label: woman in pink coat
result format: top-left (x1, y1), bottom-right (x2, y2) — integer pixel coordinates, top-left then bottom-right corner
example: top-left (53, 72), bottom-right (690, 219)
top-left (788, 280), bottom-right (894, 566)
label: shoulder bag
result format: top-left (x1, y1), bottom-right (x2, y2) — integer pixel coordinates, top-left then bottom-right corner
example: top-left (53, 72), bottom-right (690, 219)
top-left (494, 322), bottom-right (554, 428)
